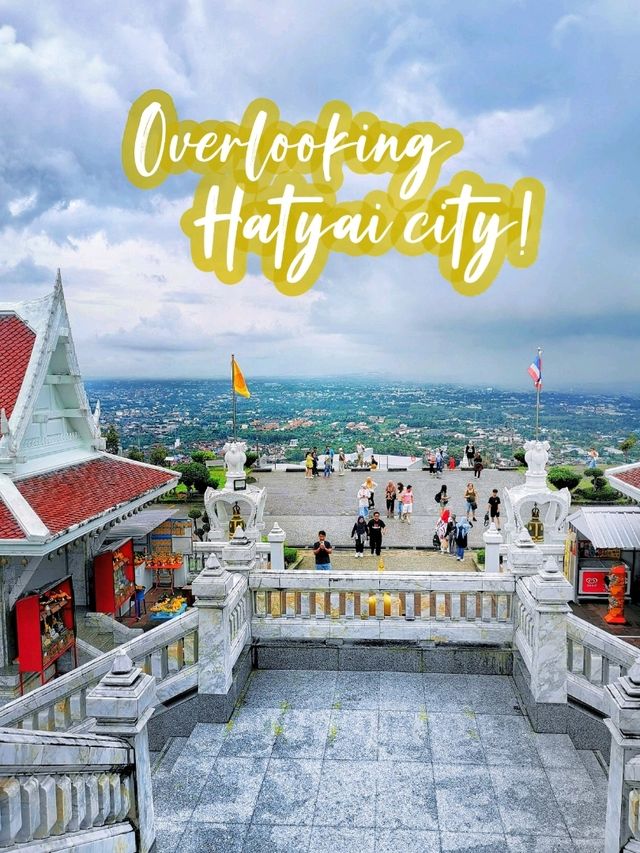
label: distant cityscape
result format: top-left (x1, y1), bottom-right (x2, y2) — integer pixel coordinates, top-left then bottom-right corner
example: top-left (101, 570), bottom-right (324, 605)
top-left (84, 379), bottom-right (640, 467)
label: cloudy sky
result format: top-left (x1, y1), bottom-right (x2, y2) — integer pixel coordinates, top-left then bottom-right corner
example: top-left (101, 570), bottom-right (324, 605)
top-left (0, 0), bottom-right (638, 391)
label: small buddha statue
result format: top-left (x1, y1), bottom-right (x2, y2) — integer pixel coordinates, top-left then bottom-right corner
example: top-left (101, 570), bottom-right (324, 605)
top-left (228, 501), bottom-right (245, 538)
top-left (526, 502), bottom-right (544, 542)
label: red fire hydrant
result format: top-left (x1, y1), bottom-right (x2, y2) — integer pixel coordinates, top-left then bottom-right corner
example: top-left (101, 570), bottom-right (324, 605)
top-left (604, 564), bottom-right (627, 625)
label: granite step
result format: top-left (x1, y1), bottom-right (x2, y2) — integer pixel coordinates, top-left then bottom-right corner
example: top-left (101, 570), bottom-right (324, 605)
top-left (151, 736), bottom-right (188, 777)
top-left (578, 748), bottom-right (608, 790)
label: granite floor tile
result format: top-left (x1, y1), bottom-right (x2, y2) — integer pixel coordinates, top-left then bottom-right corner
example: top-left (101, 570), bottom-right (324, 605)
top-left (428, 711), bottom-right (486, 765)
top-left (433, 763), bottom-right (503, 835)
top-left (176, 821), bottom-right (247, 852)
top-left (253, 758), bottom-right (322, 826)
top-left (423, 674), bottom-right (476, 712)
top-left (490, 765), bottom-right (570, 837)
top-left (466, 675), bottom-right (521, 715)
top-left (313, 760), bottom-right (377, 827)
top-left (546, 767), bottom-right (607, 839)
top-left (244, 670), bottom-right (308, 707)
top-left (572, 841), bottom-right (604, 852)
top-left (219, 707), bottom-right (280, 758)
top-left (308, 826), bottom-right (376, 853)
top-left (379, 672), bottom-right (426, 710)
top-left (440, 832), bottom-right (508, 852)
top-left (477, 715), bottom-right (541, 766)
top-left (506, 836), bottom-right (579, 852)
top-left (533, 734), bottom-right (589, 771)
top-left (153, 822), bottom-right (189, 853)
top-left (243, 823), bottom-right (312, 852)
top-left (333, 670), bottom-right (380, 710)
top-left (376, 829), bottom-right (440, 853)
top-left (181, 722), bottom-right (228, 759)
top-left (376, 761), bottom-right (438, 830)
top-left (196, 757), bottom-right (269, 823)
top-left (377, 710), bottom-right (430, 761)
top-left (324, 709), bottom-right (378, 760)
top-left (272, 709), bottom-right (331, 759)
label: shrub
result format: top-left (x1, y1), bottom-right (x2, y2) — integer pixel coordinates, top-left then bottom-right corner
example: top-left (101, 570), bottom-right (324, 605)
top-left (284, 547), bottom-right (298, 565)
top-left (174, 461), bottom-right (210, 493)
top-left (513, 449), bottom-right (526, 466)
top-left (584, 467), bottom-right (604, 480)
top-left (191, 449), bottom-right (215, 464)
top-left (475, 548), bottom-right (485, 565)
top-left (575, 484), bottom-right (619, 502)
top-left (245, 451), bottom-right (258, 468)
top-left (208, 470), bottom-right (226, 489)
top-left (547, 466), bottom-right (581, 492)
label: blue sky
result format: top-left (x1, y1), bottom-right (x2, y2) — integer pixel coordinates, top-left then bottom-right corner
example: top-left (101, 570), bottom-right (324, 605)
top-left (0, 0), bottom-right (638, 390)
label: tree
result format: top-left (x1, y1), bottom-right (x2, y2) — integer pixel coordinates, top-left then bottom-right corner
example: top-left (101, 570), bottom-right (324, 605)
top-left (175, 461), bottom-right (210, 494)
top-left (513, 448), bottom-right (526, 466)
top-left (104, 424), bottom-right (119, 455)
top-left (149, 445), bottom-right (168, 467)
top-left (547, 466), bottom-right (581, 492)
top-left (245, 450), bottom-right (258, 468)
top-left (620, 433), bottom-right (638, 461)
top-left (126, 447), bottom-right (144, 462)
top-left (191, 449), bottom-right (215, 464)
top-left (188, 507), bottom-right (203, 540)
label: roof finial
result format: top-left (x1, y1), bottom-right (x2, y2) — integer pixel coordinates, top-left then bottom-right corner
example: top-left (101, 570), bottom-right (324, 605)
top-left (55, 268), bottom-right (63, 291)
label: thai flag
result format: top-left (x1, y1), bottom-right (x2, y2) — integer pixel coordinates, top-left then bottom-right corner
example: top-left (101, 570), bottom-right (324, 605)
top-left (528, 350), bottom-right (542, 389)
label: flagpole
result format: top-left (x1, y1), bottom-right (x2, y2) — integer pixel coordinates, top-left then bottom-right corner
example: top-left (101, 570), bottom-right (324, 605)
top-left (231, 354), bottom-right (237, 441)
top-left (535, 347), bottom-right (542, 440)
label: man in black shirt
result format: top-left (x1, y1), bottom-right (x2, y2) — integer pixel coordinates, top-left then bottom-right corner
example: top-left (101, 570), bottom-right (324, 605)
top-left (487, 489), bottom-right (501, 529)
top-left (313, 530), bottom-right (333, 570)
top-left (367, 511), bottom-right (386, 556)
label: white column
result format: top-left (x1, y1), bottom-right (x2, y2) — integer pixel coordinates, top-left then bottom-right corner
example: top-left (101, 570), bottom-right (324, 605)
top-left (604, 662), bottom-right (640, 853)
top-left (86, 654), bottom-right (156, 853)
top-left (267, 523), bottom-right (286, 571)
top-left (483, 524), bottom-right (503, 573)
top-left (525, 557), bottom-right (573, 704)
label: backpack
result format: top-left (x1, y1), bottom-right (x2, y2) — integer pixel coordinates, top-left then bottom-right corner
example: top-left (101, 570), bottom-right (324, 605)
top-left (432, 532), bottom-right (440, 549)
top-left (435, 491), bottom-right (441, 503)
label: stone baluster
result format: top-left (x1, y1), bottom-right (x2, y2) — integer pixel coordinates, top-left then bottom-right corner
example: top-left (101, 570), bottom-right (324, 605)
top-left (483, 522), bottom-right (503, 573)
top-left (604, 661), bottom-right (640, 852)
top-left (86, 653), bottom-right (157, 853)
top-left (192, 552), bottom-right (248, 720)
top-left (267, 523), bottom-right (286, 571)
top-left (516, 556), bottom-right (573, 732)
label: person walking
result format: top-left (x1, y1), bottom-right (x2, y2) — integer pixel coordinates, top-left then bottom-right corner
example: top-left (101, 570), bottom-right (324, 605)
top-left (435, 484), bottom-right (449, 510)
top-left (473, 451), bottom-right (483, 479)
top-left (448, 454), bottom-right (456, 470)
top-left (487, 488), bottom-right (501, 530)
top-left (356, 442), bottom-right (365, 467)
top-left (385, 481), bottom-right (397, 518)
top-left (436, 508), bottom-right (451, 553)
top-left (435, 449), bottom-right (443, 477)
top-left (401, 484), bottom-right (414, 523)
top-left (466, 444), bottom-right (476, 466)
top-left (363, 476), bottom-right (377, 509)
top-left (312, 447), bottom-right (319, 477)
top-left (455, 516), bottom-right (470, 561)
top-left (351, 515), bottom-right (368, 558)
top-left (368, 511), bottom-right (386, 556)
top-left (337, 448), bottom-right (346, 476)
top-left (357, 484), bottom-right (370, 519)
top-left (428, 450), bottom-right (436, 476)
top-left (323, 451), bottom-right (332, 477)
top-left (313, 531), bottom-right (333, 570)
top-left (464, 482), bottom-right (478, 523)
top-left (305, 451), bottom-right (313, 479)
top-left (396, 483), bottom-right (404, 520)
top-left (447, 512), bottom-right (457, 555)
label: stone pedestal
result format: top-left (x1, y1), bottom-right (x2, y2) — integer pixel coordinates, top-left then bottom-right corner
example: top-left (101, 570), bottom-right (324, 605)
top-left (221, 527), bottom-right (258, 576)
top-left (86, 654), bottom-right (156, 853)
top-left (483, 524), bottom-right (503, 573)
top-left (507, 529), bottom-right (544, 578)
top-left (604, 663), bottom-right (640, 853)
top-left (267, 523), bottom-right (286, 571)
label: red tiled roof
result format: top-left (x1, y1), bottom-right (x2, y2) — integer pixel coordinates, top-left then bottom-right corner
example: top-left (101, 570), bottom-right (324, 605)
top-left (16, 456), bottom-right (177, 535)
top-left (0, 499), bottom-right (25, 539)
top-left (0, 315), bottom-right (36, 419)
top-left (612, 466), bottom-right (640, 490)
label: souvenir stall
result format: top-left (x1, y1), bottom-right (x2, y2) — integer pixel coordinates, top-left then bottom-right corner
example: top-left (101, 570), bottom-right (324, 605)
top-left (93, 539), bottom-right (136, 617)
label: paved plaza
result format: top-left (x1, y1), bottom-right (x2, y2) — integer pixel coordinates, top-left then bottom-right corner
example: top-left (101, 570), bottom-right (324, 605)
top-left (260, 468), bottom-right (525, 550)
top-left (152, 670), bottom-right (606, 853)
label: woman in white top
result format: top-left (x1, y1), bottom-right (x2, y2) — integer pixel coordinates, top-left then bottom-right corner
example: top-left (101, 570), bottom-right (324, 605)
top-left (357, 485), bottom-right (370, 519)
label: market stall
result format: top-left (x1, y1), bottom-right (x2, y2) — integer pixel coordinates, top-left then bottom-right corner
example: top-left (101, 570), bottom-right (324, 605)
top-left (93, 539), bottom-right (136, 617)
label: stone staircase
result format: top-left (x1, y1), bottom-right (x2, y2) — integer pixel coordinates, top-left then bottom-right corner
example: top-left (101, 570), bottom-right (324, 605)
top-left (150, 670), bottom-right (607, 853)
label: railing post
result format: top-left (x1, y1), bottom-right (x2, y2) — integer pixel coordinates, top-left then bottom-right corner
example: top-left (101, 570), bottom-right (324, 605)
top-left (507, 528), bottom-right (544, 578)
top-left (192, 553), bottom-right (247, 720)
top-left (267, 522), bottom-right (286, 571)
top-left (604, 661), bottom-right (640, 853)
top-left (86, 653), bottom-right (157, 853)
top-left (483, 523), bottom-right (503, 573)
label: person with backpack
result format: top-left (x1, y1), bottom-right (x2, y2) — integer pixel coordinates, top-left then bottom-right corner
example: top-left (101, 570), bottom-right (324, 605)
top-left (435, 484), bottom-right (449, 510)
top-left (455, 516), bottom-right (470, 561)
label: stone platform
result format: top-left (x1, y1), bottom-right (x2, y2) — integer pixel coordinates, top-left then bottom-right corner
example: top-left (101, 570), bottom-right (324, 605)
top-left (152, 670), bottom-right (606, 852)
top-left (259, 468), bottom-right (524, 549)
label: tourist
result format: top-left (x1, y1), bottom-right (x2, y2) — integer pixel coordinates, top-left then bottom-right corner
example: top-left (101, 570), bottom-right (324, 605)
top-left (370, 455), bottom-right (378, 470)
top-left (435, 449), bottom-right (443, 477)
top-left (396, 482), bottom-right (404, 519)
top-left (357, 484), bottom-right (370, 519)
top-left (447, 512), bottom-right (457, 555)
top-left (466, 444), bottom-right (476, 466)
top-left (385, 481), bottom-right (396, 518)
top-left (464, 482), bottom-right (478, 523)
top-left (428, 450), bottom-right (436, 475)
top-left (363, 475), bottom-right (377, 509)
top-left (313, 531), bottom-right (333, 570)
top-left (305, 451), bottom-right (313, 479)
top-left (338, 448), bottom-right (346, 476)
top-left (587, 448), bottom-right (599, 469)
top-left (487, 488), bottom-right (501, 529)
top-left (368, 511), bottom-right (386, 555)
top-left (436, 508), bottom-right (450, 553)
top-left (312, 447), bottom-right (319, 477)
top-left (473, 451), bottom-right (483, 479)
top-left (448, 454), bottom-right (456, 470)
top-left (356, 442), bottom-right (365, 467)
top-left (401, 484), bottom-right (414, 523)
top-left (329, 446), bottom-right (335, 470)
top-left (455, 516), bottom-right (470, 561)
top-left (323, 451), bottom-right (332, 478)
top-left (351, 515), bottom-right (368, 558)
top-left (435, 484), bottom-right (449, 510)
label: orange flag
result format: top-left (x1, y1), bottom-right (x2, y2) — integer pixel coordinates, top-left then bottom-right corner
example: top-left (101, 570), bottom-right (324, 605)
top-left (232, 358), bottom-right (250, 398)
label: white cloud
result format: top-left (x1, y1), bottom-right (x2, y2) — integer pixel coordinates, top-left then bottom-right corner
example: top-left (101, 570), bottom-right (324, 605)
top-left (8, 191), bottom-right (38, 217)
